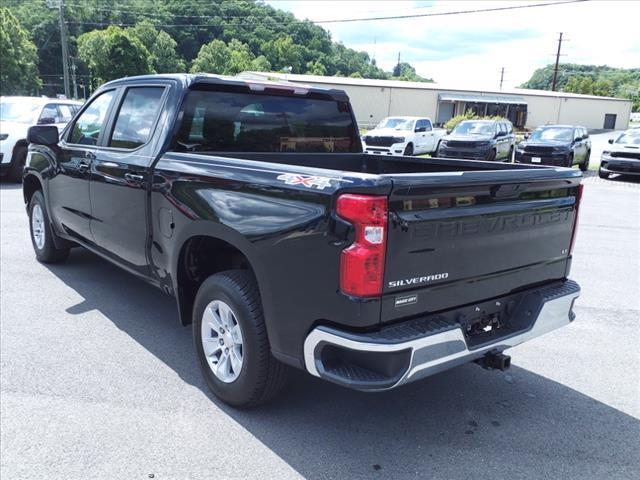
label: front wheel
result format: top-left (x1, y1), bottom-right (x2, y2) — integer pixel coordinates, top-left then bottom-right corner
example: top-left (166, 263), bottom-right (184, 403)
top-left (598, 168), bottom-right (610, 179)
top-left (403, 143), bottom-right (414, 156)
top-left (507, 146), bottom-right (514, 162)
top-left (29, 190), bottom-right (70, 263)
top-left (193, 270), bottom-right (288, 408)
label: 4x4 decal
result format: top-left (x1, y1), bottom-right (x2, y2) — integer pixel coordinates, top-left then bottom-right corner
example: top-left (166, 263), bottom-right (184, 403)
top-left (277, 173), bottom-right (333, 190)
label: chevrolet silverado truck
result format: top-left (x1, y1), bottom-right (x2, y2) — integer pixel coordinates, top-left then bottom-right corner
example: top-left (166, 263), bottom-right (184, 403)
top-left (361, 116), bottom-right (446, 156)
top-left (24, 74), bottom-right (582, 408)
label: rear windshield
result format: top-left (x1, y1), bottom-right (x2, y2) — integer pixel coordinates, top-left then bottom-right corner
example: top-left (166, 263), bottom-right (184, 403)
top-left (171, 89), bottom-right (359, 153)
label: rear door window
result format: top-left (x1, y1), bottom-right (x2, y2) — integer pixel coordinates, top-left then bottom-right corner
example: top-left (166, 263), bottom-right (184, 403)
top-left (69, 90), bottom-right (116, 145)
top-left (172, 89), bottom-right (359, 153)
top-left (39, 104), bottom-right (59, 124)
top-left (109, 87), bottom-right (165, 149)
top-left (56, 104), bottom-right (75, 123)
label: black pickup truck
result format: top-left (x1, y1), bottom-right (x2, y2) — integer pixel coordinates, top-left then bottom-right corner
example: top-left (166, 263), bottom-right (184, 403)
top-left (24, 74), bottom-right (582, 408)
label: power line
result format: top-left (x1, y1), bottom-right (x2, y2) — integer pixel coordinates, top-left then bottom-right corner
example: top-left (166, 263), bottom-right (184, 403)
top-left (61, 0), bottom-right (588, 26)
top-left (312, 0), bottom-right (588, 24)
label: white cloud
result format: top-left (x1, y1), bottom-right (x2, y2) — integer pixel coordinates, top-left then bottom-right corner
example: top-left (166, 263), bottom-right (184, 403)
top-left (265, 0), bottom-right (640, 89)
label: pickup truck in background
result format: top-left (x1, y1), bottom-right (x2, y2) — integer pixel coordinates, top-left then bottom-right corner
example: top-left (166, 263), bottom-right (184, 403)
top-left (0, 96), bottom-right (82, 182)
top-left (361, 116), bottom-right (446, 156)
top-left (437, 119), bottom-right (516, 161)
top-left (24, 74), bottom-right (582, 408)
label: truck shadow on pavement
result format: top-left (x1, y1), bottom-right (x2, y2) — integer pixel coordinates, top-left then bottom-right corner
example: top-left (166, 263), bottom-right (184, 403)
top-left (46, 248), bottom-right (639, 480)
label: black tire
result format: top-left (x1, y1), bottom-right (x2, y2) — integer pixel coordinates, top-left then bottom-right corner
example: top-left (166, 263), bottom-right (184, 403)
top-left (28, 190), bottom-right (70, 263)
top-left (9, 146), bottom-right (27, 183)
top-left (486, 149), bottom-right (496, 161)
top-left (598, 168), bottom-right (609, 179)
top-left (403, 143), bottom-right (414, 156)
top-left (579, 151), bottom-right (590, 172)
top-left (193, 270), bottom-right (288, 408)
top-left (507, 146), bottom-right (514, 162)
top-left (567, 153), bottom-right (574, 168)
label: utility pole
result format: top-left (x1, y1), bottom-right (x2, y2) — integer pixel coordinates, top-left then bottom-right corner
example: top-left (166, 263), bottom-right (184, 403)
top-left (551, 32), bottom-right (563, 92)
top-left (499, 67), bottom-right (505, 91)
top-left (71, 57), bottom-right (78, 99)
top-left (57, 0), bottom-right (71, 98)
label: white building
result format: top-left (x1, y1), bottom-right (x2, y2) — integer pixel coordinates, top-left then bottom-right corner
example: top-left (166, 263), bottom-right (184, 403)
top-left (239, 71), bottom-right (632, 131)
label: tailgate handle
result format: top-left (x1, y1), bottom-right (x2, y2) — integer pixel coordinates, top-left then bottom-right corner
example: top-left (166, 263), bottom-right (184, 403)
top-left (491, 183), bottom-right (528, 199)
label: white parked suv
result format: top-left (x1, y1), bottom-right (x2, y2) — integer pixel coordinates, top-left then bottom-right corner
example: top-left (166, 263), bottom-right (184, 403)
top-left (361, 116), bottom-right (447, 156)
top-left (0, 96), bottom-right (82, 181)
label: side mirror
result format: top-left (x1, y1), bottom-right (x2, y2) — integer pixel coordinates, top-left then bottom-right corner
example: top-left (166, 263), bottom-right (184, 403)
top-left (608, 138), bottom-right (614, 144)
top-left (27, 125), bottom-right (59, 146)
top-left (38, 117), bottom-right (56, 125)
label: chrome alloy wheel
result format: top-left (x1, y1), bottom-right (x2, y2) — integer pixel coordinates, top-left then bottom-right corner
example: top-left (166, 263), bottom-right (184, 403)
top-left (201, 300), bottom-right (244, 383)
top-left (31, 204), bottom-right (45, 250)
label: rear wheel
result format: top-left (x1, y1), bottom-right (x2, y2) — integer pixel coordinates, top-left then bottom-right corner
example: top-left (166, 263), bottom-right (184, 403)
top-left (403, 143), bottom-right (414, 156)
top-left (193, 270), bottom-right (288, 408)
top-left (9, 146), bottom-right (27, 183)
top-left (29, 191), bottom-right (70, 263)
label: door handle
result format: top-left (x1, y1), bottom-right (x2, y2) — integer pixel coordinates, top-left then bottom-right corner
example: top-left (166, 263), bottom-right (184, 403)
top-left (124, 173), bottom-right (145, 183)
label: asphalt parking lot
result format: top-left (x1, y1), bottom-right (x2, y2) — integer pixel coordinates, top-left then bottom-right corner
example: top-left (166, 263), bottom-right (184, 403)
top-left (1, 167), bottom-right (638, 479)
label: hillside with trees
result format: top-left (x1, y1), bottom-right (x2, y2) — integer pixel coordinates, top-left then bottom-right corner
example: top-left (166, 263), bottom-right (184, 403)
top-left (1, 0), bottom-right (432, 97)
top-left (520, 63), bottom-right (640, 111)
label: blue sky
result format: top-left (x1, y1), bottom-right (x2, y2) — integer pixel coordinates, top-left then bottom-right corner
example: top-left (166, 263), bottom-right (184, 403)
top-left (265, 0), bottom-right (640, 89)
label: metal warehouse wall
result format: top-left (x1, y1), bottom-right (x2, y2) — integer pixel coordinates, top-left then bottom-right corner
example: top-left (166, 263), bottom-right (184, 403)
top-left (237, 72), bottom-right (632, 131)
top-left (314, 83), bottom-right (631, 131)
top-left (522, 94), bottom-right (631, 130)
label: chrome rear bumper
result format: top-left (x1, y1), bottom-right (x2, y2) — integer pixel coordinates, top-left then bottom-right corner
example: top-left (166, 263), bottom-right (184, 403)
top-left (303, 280), bottom-right (580, 391)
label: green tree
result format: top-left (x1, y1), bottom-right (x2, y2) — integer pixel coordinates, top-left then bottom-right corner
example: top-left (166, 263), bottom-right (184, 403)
top-left (226, 39), bottom-right (254, 74)
top-left (129, 21), bottom-right (185, 73)
top-left (306, 60), bottom-right (327, 76)
top-left (563, 76), bottom-right (580, 93)
top-left (579, 77), bottom-right (594, 95)
top-left (0, 8), bottom-right (41, 95)
top-left (250, 55), bottom-right (271, 72)
top-left (191, 39), bottom-right (228, 74)
top-left (593, 78), bottom-right (613, 97)
top-left (261, 36), bottom-right (304, 73)
top-left (77, 26), bottom-right (153, 85)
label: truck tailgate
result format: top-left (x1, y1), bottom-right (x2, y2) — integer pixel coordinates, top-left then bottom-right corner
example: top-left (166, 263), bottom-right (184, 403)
top-left (381, 168), bottom-right (582, 323)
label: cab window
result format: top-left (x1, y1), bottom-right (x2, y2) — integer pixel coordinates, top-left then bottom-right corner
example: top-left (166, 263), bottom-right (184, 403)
top-left (109, 87), bottom-right (165, 149)
top-left (69, 90), bottom-right (116, 145)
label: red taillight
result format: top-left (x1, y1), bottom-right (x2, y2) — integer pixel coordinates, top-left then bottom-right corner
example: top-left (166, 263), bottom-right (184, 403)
top-left (569, 184), bottom-right (584, 255)
top-left (337, 194), bottom-right (388, 297)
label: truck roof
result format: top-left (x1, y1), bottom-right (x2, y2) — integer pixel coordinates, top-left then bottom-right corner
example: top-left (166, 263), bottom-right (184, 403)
top-left (101, 73), bottom-right (350, 101)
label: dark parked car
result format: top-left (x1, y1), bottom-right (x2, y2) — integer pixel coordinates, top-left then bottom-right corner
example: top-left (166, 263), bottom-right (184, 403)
top-left (436, 119), bottom-right (516, 161)
top-left (599, 129), bottom-right (640, 178)
top-left (515, 125), bottom-right (591, 171)
top-left (23, 74), bottom-right (582, 407)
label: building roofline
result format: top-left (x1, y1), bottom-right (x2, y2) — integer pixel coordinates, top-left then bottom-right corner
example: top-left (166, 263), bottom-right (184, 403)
top-left (239, 71), bottom-right (632, 103)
